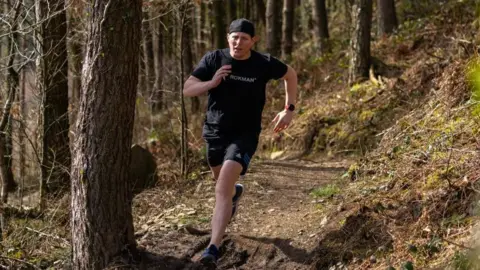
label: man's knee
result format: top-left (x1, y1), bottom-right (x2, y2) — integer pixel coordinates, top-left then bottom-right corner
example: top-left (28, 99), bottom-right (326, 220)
top-left (220, 160), bottom-right (243, 176)
top-left (214, 161), bottom-right (242, 197)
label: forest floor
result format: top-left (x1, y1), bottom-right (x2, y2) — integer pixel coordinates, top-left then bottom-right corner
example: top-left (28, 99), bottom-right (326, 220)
top-left (133, 156), bottom-right (358, 270)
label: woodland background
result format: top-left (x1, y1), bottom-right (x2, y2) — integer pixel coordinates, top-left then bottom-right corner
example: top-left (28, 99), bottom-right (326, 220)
top-left (1, 0), bottom-right (480, 269)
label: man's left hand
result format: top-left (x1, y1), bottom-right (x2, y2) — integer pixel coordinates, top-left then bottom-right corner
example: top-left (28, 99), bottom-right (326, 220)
top-left (272, 110), bottom-right (293, 133)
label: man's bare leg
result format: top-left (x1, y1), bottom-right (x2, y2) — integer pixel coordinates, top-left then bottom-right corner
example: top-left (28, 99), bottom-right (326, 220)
top-left (210, 165), bottom-right (222, 181)
top-left (210, 165), bottom-right (237, 195)
top-left (209, 160), bottom-right (242, 247)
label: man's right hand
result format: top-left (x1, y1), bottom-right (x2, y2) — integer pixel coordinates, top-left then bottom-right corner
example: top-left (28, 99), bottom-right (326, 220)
top-left (209, 65), bottom-right (232, 88)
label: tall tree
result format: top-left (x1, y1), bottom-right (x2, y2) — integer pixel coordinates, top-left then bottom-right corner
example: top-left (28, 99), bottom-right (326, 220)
top-left (213, 0), bottom-right (226, 48)
top-left (227, 0), bottom-right (237, 24)
top-left (311, 0), bottom-right (329, 53)
top-left (181, 9), bottom-right (199, 113)
top-left (142, 12), bottom-right (155, 104)
top-left (66, 0), bottom-right (84, 118)
top-left (35, 0), bottom-right (71, 195)
top-left (255, 0), bottom-right (266, 26)
top-left (151, 19), bottom-right (164, 113)
top-left (266, 0), bottom-right (281, 56)
top-left (348, 0), bottom-right (372, 85)
top-left (70, 0), bottom-right (142, 268)
top-left (377, 0), bottom-right (397, 36)
top-left (244, 0), bottom-right (252, 19)
top-left (198, 1), bottom-right (207, 53)
top-left (1, 0), bottom-right (22, 203)
top-left (344, 0), bottom-right (353, 32)
top-left (282, 0), bottom-right (294, 59)
top-left (179, 3), bottom-right (189, 179)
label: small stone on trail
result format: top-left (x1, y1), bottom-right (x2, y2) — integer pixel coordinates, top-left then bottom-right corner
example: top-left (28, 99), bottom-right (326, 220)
top-left (268, 208), bottom-right (275, 213)
top-left (320, 216), bottom-right (328, 227)
top-left (369, 255), bottom-right (377, 263)
top-left (309, 233), bottom-right (316, 238)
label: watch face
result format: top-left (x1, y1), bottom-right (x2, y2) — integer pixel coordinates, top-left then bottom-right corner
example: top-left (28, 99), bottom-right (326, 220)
top-left (288, 104), bottom-right (295, 111)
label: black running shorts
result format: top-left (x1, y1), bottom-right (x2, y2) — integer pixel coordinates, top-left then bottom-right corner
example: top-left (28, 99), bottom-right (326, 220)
top-left (206, 135), bottom-right (259, 176)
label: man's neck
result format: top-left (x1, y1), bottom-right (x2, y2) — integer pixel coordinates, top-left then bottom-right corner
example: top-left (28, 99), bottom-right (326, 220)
top-left (230, 49), bottom-right (251, 60)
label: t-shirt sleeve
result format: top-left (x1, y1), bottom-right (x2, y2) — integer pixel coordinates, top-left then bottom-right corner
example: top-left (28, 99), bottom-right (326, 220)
top-left (268, 56), bottom-right (288, 80)
top-left (191, 52), bottom-right (215, 81)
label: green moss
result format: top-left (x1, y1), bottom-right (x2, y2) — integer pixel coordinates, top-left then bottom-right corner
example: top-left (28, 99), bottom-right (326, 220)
top-left (425, 171), bottom-right (442, 189)
top-left (310, 184), bottom-right (340, 198)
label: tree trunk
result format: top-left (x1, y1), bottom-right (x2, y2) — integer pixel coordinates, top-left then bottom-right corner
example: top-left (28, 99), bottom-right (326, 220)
top-left (348, 0), bottom-right (372, 85)
top-left (36, 0), bottom-right (71, 195)
top-left (311, 0), bottom-right (329, 53)
top-left (0, 0), bottom-right (22, 202)
top-left (244, 0), bottom-right (251, 19)
top-left (282, 0), bottom-right (294, 59)
top-left (142, 12), bottom-right (155, 104)
top-left (66, 0), bottom-right (84, 124)
top-left (266, 0), bottom-right (281, 56)
top-left (227, 0), bottom-right (237, 24)
top-left (377, 0), bottom-right (397, 36)
top-left (71, 0), bottom-right (141, 268)
top-left (255, 0), bottom-right (266, 26)
top-left (18, 45), bottom-right (26, 204)
top-left (344, 0), bottom-right (353, 33)
top-left (198, 1), bottom-right (207, 54)
top-left (213, 0), bottom-right (226, 48)
top-left (180, 5), bottom-right (189, 179)
top-left (181, 8), bottom-right (199, 113)
top-left (151, 19), bottom-right (164, 113)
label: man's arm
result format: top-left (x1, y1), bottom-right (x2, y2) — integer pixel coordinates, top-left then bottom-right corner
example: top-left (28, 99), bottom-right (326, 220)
top-left (282, 65), bottom-right (297, 107)
top-left (183, 65), bottom-right (232, 97)
top-left (183, 76), bottom-right (213, 97)
top-left (272, 64), bottom-right (298, 133)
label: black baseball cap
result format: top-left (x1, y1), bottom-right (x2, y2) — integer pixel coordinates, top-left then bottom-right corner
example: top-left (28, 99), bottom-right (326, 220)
top-left (228, 18), bottom-right (255, 37)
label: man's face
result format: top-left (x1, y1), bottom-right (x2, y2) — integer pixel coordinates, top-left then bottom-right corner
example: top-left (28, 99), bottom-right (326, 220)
top-left (227, 32), bottom-right (256, 59)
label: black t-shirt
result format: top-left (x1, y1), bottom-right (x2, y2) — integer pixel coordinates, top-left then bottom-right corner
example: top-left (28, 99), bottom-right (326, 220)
top-left (191, 48), bottom-right (288, 140)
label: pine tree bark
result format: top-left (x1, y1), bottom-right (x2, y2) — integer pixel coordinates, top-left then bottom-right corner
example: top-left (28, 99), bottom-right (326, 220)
top-left (282, 0), bottom-right (294, 59)
top-left (213, 0), bottom-right (226, 48)
top-left (348, 0), bottom-right (372, 85)
top-left (311, 0), bottom-right (329, 53)
top-left (71, 0), bottom-right (141, 268)
top-left (266, 0), bottom-right (281, 56)
top-left (36, 0), bottom-right (71, 194)
top-left (377, 0), bottom-right (397, 36)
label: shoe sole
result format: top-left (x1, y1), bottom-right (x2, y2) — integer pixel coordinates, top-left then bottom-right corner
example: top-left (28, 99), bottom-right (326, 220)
top-left (199, 256), bottom-right (217, 269)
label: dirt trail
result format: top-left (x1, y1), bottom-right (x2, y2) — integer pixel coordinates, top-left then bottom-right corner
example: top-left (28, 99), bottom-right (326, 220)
top-left (135, 158), bottom-right (351, 270)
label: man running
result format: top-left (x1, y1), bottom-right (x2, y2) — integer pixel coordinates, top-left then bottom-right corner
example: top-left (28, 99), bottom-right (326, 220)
top-left (183, 18), bottom-right (298, 267)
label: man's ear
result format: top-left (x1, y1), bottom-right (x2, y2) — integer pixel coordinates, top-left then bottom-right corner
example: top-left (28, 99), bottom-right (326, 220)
top-left (252, 35), bottom-right (260, 42)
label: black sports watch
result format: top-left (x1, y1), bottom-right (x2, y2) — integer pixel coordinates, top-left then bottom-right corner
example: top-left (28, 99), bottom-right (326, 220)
top-left (285, 104), bottom-right (295, 112)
